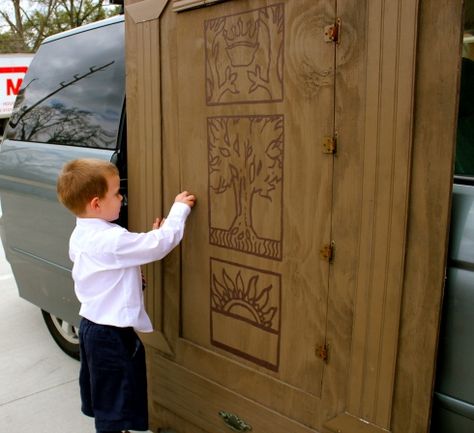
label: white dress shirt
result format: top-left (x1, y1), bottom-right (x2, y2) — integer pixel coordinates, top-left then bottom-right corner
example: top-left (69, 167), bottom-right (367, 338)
top-left (69, 202), bottom-right (191, 332)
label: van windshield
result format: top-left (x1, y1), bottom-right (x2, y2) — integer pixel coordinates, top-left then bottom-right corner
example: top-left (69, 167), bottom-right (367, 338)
top-left (5, 20), bottom-right (124, 150)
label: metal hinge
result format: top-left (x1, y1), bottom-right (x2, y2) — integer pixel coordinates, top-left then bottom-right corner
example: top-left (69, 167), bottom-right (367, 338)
top-left (324, 18), bottom-right (341, 44)
top-left (316, 343), bottom-right (329, 362)
top-left (323, 135), bottom-right (337, 154)
top-left (320, 241), bottom-right (335, 263)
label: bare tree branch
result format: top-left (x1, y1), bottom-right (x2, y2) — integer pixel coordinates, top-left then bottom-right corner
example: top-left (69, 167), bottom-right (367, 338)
top-left (13, 0), bottom-right (24, 38)
top-left (0, 9), bottom-right (19, 34)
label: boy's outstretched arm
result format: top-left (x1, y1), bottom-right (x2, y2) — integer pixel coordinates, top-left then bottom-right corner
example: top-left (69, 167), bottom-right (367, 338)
top-left (151, 191), bottom-right (196, 230)
top-left (117, 191), bottom-right (196, 265)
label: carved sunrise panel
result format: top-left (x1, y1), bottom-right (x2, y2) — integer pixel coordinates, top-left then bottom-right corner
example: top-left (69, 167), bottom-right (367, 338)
top-left (210, 258), bottom-right (281, 371)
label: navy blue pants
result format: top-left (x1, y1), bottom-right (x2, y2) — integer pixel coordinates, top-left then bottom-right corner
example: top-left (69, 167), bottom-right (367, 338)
top-left (79, 318), bottom-right (148, 432)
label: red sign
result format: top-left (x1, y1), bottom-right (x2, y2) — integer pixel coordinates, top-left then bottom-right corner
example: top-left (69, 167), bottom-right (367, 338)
top-left (0, 66), bottom-right (29, 74)
top-left (0, 66), bottom-right (29, 97)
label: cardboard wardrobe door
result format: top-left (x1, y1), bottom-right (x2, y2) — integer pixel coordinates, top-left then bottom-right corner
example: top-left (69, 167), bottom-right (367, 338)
top-left (166, 1), bottom-right (337, 431)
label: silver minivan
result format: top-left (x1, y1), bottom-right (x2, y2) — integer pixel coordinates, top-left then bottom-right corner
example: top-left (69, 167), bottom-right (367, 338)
top-left (431, 56), bottom-right (474, 432)
top-left (0, 15), bottom-right (126, 359)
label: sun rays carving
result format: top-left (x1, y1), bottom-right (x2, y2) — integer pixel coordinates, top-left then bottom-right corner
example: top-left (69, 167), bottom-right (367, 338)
top-left (211, 266), bottom-right (277, 329)
top-left (210, 258), bottom-right (281, 371)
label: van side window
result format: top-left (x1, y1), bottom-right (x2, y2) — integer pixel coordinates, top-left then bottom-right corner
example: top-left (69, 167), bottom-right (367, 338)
top-left (5, 22), bottom-right (124, 150)
top-left (456, 56), bottom-right (474, 176)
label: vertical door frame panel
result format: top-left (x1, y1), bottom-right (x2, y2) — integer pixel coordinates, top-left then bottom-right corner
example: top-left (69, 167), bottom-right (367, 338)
top-left (325, 0), bottom-right (419, 431)
top-left (392, 0), bottom-right (463, 431)
top-left (125, 0), bottom-right (174, 354)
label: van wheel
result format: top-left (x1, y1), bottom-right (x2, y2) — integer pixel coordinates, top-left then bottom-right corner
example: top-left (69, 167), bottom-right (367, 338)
top-left (41, 310), bottom-right (80, 360)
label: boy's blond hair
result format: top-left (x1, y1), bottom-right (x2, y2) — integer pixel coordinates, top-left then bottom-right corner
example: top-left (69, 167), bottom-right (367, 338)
top-left (57, 159), bottom-right (119, 216)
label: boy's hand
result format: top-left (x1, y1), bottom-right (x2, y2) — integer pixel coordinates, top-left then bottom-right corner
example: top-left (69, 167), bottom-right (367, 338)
top-left (175, 191), bottom-right (196, 208)
top-left (152, 217), bottom-right (165, 230)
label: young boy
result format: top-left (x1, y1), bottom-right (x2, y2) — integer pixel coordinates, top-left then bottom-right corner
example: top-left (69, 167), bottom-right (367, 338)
top-left (56, 158), bottom-right (195, 433)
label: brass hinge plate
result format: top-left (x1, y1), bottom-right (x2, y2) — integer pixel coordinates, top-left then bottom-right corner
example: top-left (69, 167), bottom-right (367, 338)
top-left (324, 18), bottom-right (341, 44)
top-left (316, 343), bottom-right (329, 362)
top-left (320, 241), bottom-right (335, 262)
top-left (323, 136), bottom-right (337, 154)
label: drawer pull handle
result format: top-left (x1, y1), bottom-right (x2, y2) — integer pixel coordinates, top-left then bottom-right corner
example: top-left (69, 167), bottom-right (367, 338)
top-left (218, 411), bottom-right (252, 432)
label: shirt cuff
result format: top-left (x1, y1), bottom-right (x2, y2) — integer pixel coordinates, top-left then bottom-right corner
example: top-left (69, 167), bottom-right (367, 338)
top-left (168, 201), bottom-right (192, 219)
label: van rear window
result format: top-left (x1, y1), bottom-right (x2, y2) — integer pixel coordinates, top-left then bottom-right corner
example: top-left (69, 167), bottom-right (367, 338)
top-left (5, 21), bottom-right (124, 150)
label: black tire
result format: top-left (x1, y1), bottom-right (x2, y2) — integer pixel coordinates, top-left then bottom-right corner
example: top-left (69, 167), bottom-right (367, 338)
top-left (41, 310), bottom-right (80, 360)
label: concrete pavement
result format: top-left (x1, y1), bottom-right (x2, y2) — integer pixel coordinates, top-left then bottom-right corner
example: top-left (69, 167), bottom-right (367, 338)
top-left (0, 237), bottom-right (93, 432)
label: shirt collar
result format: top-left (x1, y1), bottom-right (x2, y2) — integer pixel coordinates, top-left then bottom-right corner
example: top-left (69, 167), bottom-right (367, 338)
top-left (76, 217), bottom-right (115, 228)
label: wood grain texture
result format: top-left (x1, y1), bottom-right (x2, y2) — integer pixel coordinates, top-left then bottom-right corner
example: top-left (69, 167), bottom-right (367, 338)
top-left (321, 0), bottom-right (367, 423)
top-left (344, 0), bottom-right (418, 428)
top-left (391, 0), bottom-right (463, 431)
top-left (325, 413), bottom-right (390, 433)
top-left (173, 0), bottom-right (226, 13)
top-left (125, 4), bottom-right (170, 353)
top-left (149, 349), bottom-right (323, 433)
top-left (127, 0), bottom-right (169, 23)
top-left (160, 0), bottom-right (182, 353)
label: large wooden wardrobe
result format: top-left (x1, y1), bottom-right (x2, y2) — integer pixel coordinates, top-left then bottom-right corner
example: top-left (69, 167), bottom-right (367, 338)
top-left (124, 1), bottom-right (463, 432)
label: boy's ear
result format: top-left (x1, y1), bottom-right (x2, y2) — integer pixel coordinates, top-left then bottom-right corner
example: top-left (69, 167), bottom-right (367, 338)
top-left (90, 196), bottom-right (100, 211)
